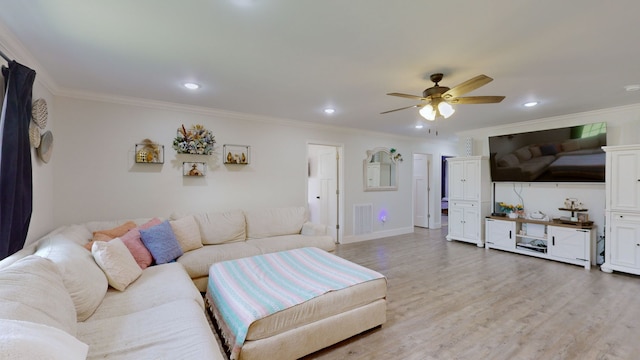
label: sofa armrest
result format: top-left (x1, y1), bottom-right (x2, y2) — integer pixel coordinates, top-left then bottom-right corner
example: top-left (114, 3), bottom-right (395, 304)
top-left (301, 222), bottom-right (328, 236)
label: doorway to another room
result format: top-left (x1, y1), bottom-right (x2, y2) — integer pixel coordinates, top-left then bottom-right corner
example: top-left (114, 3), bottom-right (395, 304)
top-left (441, 155), bottom-right (452, 227)
top-left (307, 144), bottom-right (343, 243)
top-left (413, 153), bottom-right (431, 228)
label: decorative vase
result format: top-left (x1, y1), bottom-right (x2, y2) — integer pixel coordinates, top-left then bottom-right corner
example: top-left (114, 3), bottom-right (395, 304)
top-left (508, 212), bottom-right (518, 219)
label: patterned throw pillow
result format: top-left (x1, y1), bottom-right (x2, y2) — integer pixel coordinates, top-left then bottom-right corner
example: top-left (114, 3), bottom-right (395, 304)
top-left (139, 220), bottom-right (184, 265)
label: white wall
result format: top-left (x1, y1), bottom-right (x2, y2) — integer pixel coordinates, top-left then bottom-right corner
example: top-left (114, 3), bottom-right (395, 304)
top-left (52, 95), bottom-right (457, 242)
top-left (25, 77), bottom-right (56, 245)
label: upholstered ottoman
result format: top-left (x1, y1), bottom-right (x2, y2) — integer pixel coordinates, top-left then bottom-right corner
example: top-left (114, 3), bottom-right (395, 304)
top-left (205, 247), bottom-right (387, 360)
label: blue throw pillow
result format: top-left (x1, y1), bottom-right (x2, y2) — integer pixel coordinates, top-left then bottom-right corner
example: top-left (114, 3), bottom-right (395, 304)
top-left (539, 144), bottom-right (558, 156)
top-left (139, 220), bottom-right (184, 265)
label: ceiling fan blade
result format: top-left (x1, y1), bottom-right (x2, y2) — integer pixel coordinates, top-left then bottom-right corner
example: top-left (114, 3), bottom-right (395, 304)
top-left (386, 92), bottom-right (426, 100)
top-left (442, 75), bottom-right (493, 100)
top-left (380, 104), bottom-right (422, 114)
top-left (447, 96), bottom-right (505, 104)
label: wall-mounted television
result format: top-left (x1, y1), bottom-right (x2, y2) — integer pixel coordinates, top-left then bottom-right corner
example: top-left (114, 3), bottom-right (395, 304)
top-left (488, 122), bottom-right (607, 182)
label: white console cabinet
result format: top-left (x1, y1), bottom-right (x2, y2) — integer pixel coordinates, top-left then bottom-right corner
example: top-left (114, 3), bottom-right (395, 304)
top-left (601, 145), bottom-right (640, 275)
top-left (485, 217), bottom-right (592, 269)
top-left (446, 156), bottom-right (491, 247)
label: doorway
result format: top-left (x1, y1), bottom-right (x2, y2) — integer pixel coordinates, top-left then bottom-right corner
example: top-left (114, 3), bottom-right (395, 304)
top-left (413, 153), bottom-right (431, 228)
top-left (307, 143), bottom-right (343, 243)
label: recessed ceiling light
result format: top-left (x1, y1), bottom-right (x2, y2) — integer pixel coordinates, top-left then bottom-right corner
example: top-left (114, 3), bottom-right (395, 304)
top-left (415, 124), bottom-right (424, 129)
top-left (323, 108), bottom-right (335, 114)
top-left (523, 101), bottom-right (538, 107)
top-left (183, 82), bottom-right (200, 90)
top-left (624, 84), bottom-right (640, 92)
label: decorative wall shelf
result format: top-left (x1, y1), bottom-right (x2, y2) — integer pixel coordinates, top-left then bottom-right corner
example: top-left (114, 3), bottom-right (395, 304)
top-left (135, 141), bottom-right (164, 164)
top-left (223, 144), bottom-right (250, 164)
top-left (183, 162), bottom-right (206, 176)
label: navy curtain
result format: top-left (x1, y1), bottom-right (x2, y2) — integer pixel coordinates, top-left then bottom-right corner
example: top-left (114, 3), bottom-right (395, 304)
top-left (0, 61), bottom-right (36, 259)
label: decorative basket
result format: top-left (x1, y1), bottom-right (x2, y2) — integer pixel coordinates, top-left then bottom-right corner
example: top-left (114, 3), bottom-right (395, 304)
top-left (29, 121), bottom-right (41, 148)
top-left (31, 98), bottom-right (48, 129)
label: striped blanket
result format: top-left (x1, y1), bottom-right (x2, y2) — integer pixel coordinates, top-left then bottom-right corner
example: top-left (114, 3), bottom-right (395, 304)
top-left (206, 247), bottom-right (385, 360)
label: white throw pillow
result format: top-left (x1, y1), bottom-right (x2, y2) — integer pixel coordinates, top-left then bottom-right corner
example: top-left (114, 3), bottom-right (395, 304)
top-left (0, 255), bottom-right (77, 336)
top-left (0, 319), bottom-right (88, 360)
top-left (170, 215), bottom-right (203, 252)
top-left (92, 238), bottom-right (143, 291)
top-left (35, 235), bottom-right (109, 321)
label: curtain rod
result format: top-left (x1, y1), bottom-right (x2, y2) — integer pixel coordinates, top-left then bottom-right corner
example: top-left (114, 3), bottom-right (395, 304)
top-left (0, 49), bottom-right (11, 63)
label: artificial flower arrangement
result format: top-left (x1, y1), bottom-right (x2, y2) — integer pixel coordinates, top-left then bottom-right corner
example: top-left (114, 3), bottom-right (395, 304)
top-left (172, 124), bottom-right (216, 155)
top-left (499, 202), bottom-right (524, 214)
top-left (390, 148), bottom-right (403, 162)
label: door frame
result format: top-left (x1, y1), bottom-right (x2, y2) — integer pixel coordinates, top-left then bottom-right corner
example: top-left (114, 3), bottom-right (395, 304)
top-left (306, 141), bottom-right (344, 243)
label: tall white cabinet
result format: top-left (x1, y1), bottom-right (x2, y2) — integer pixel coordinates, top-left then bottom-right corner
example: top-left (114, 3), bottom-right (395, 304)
top-left (601, 145), bottom-right (640, 275)
top-left (446, 156), bottom-right (491, 247)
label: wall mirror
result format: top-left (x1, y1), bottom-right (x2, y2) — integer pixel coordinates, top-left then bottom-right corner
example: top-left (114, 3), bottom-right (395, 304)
top-left (364, 147), bottom-right (399, 191)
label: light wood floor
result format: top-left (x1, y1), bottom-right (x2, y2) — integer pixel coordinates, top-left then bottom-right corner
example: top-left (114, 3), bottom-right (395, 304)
top-left (302, 226), bottom-right (640, 360)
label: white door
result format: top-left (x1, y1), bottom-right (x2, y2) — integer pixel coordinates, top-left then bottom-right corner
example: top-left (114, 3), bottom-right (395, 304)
top-left (413, 154), bottom-right (429, 228)
top-left (307, 144), bottom-right (340, 242)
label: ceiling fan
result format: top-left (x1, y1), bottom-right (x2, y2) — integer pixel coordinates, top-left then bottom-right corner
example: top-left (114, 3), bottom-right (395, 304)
top-left (381, 73), bottom-right (505, 120)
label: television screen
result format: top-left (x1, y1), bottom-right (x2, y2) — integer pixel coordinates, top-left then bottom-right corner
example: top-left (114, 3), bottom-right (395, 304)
top-left (488, 122), bottom-right (606, 182)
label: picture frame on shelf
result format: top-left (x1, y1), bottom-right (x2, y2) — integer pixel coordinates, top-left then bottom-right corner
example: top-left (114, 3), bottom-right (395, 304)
top-left (223, 144), bottom-right (250, 164)
top-left (183, 162), bottom-right (206, 176)
top-left (135, 141), bottom-right (164, 164)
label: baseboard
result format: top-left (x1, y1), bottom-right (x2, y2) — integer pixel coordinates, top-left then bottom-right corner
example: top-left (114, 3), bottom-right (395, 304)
top-left (340, 226), bottom-right (414, 244)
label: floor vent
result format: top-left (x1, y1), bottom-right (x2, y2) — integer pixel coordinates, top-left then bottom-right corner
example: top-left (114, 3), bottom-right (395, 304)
top-left (354, 203), bottom-right (373, 235)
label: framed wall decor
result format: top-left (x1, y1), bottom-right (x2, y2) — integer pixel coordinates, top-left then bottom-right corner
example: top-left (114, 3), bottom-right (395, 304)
top-left (223, 144), bottom-right (250, 164)
top-left (135, 140), bottom-right (164, 164)
top-left (183, 162), bottom-right (206, 176)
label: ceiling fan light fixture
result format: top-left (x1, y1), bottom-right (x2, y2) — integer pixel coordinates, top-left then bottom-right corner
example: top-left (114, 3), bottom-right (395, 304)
top-left (438, 101), bottom-right (455, 118)
top-left (419, 104), bottom-right (436, 121)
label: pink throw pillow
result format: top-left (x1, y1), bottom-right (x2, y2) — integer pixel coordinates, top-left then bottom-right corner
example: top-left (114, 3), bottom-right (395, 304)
top-left (120, 218), bottom-right (162, 269)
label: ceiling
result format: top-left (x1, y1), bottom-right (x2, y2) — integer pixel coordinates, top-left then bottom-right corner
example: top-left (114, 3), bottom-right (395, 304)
top-left (1, 1), bottom-right (640, 140)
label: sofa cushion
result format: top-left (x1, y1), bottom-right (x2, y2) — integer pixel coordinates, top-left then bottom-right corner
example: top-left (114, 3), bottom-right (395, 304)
top-left (515, 146), bottom-right (532, 161)
top-left (529, 145), bottom-right (542, 158)
top-left (0, 319), bottom-right (88, 360)
top-left (86, 263), bottom-right (204, 321)
top-left (0, 255), bottom-right (77, 335)
top-left (140, 220), bottom-right (184, 265)
top-left (177, 242), bottom-right (262, 279)
top-left (497, 153), bottom-right (519, 168)
top-left (91, 239), bottom-right (143, 291)
top-left (247, 234), bottom-right (336, 254)
top-left (35, 235), bottom-right (108, 322)
top-left (91, 221), bottom-right (137, 242)
top-left (170, 215), bottom-right (203, 252)
top-left (119, 218), bottom-right (162, 269)
top-left (561, 139), bottom-right (581, 152)
top-left (77, 300), bottom-right (225, 360)
top-left (245, 206), bottom-right (307, 239)
top-left (186, 210), bottom-right (246, 245)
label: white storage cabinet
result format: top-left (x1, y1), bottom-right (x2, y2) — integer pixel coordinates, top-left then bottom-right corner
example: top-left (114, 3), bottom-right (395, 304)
top-left (485, 217), bottom-right (592, 269)
top-left (446, 156), bottom-right (491, 247)
top-left (601, 145), bottom-right (640, 275)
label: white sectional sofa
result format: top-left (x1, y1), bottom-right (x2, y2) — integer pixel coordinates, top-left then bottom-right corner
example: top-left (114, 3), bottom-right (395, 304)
top-left (0, 206), bottom-right (335, 359)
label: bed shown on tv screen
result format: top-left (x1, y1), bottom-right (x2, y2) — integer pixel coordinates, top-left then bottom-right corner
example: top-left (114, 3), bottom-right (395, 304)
top-left (489, 122), bottom-right (606, 182)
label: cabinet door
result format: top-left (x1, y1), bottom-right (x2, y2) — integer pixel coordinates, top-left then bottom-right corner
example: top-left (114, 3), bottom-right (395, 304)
top-left (448, 160), bottom-right (465, 200)
top-left (448, 206), bottom-right (464, 238)
top-left (485, 219), bottom-right (515, 249)
top-left (462, 206), bottom-right (479, 241)
top-left (610, 214), bottom-right (640, 268)
top-left (609, 150), bottom-right (640, 211)
top-left (548, 226), bottom-right (588, 261)
top-left (463, 160), bottom-right (479, 201)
